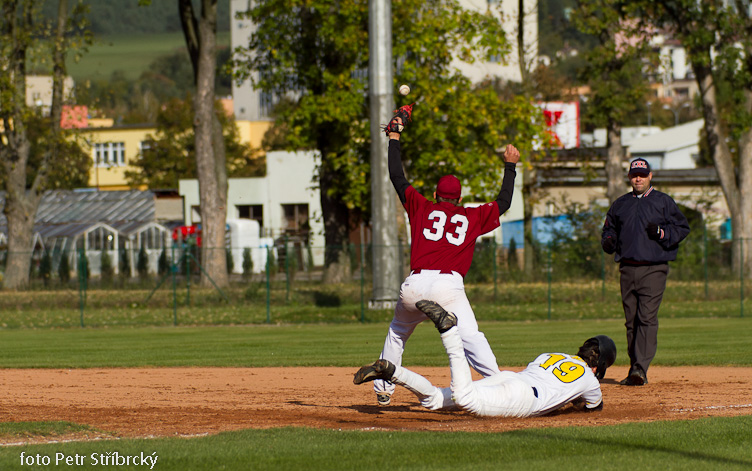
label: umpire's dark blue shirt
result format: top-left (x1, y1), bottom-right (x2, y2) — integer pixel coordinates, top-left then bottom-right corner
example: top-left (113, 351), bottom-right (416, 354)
top-left (601, 186), bottom-right (690, 263)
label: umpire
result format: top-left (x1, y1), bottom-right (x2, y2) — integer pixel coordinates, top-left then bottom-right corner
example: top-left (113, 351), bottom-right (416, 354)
top-left (601, 158), bottom-right (690, 386)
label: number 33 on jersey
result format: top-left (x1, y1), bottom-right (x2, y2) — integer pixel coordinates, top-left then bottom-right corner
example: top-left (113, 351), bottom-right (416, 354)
top-left (404, 184), bottom-right (501, 277)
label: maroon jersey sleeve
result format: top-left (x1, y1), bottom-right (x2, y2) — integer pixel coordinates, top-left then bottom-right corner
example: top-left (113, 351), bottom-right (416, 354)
top-left (404, 187), bottom-right (500, 277)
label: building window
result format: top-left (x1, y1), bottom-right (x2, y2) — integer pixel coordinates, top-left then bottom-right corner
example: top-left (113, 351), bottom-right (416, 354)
top-left (237, 204), bottom-right (263, 230)
top-left (138, 140), bottom-right (152, 159)
top-left (282, 204), bottom-right (309, 237)
top-left (87, 226), bottom-right (115, 251)
top-left (94, 142), bottom-right (126, 167)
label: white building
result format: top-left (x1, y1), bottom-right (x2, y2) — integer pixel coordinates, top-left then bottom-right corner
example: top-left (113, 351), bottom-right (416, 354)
top-left (178, 150), bottom-right (325, 270)
top-left (627, 119), bottom-right (704, 170)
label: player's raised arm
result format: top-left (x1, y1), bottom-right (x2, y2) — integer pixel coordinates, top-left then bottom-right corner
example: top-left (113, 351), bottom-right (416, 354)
top-left (494, 144), bottom-right (519, 216)
top-left (386, 104), bottom-right (415, 204)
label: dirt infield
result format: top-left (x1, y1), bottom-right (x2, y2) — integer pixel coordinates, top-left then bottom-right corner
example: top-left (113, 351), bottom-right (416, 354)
top-left (1, 366), bottom-right (751, 442)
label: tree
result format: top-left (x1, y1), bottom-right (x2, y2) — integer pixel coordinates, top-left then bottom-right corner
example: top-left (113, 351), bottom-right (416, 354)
top-left (0, 0), bottom-right (92, 289)
top-left (572, 1), bottom-right (655, 204)
top-left (177, 0), bottom-right (229, 288)
top-left (137, 246), bottom-right (149, 278)
top-left (124, 96), bottom-right (264, 189)
top-left (232, 0), bottom-right (544, 282)
top-left (638, 0), bottom-right (752, 277)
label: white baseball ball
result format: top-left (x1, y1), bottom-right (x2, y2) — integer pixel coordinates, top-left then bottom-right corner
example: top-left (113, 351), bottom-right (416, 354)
top-left (399, 84), bottom-right (410, 96)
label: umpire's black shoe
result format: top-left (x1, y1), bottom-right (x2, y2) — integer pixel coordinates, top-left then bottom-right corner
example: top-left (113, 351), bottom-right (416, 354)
top-left (619, 368), bottom-right (647, 386)
top-left (416, 300), bottom-right (457, 333)
top-left (354, 359), bottom-right (396, 385)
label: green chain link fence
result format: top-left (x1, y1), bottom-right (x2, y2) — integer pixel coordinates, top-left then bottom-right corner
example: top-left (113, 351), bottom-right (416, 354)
top-left (0, 228), bottom-right (749, 328)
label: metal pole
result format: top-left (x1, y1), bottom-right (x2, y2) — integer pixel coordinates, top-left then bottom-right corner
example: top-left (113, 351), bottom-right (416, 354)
top-left (78, 249), bottom-right (85, 327)
top-left (601, 247), bottom-right (605, 301)
top-left (266, 246), bottom-right (271, 324)
top-left (285, 234), bottom-right (290, 303)
top-left (186, 245), bottom-right (191, 306)
top-left (703, 223), bottom-right (708, 300)
top-left (360, 223), bottom-right (366, 322)
top-left (547, 242), bottom-right (552, 320)
top-left (741, 237), bottom-right (745, 318)
top-left (172, 244), bottom-right (177, 326)
top-left (492, 237), bottom-right (498, 302)
top-left (368, 0), bottom-right (400, 309)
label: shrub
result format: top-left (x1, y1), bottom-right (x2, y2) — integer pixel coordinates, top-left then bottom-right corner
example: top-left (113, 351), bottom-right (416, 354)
top-left (39, 251), bottom-right (53, 286)
top-left (58, 251), bottom-right (71, 284)
top-left (158, 248), bottom-right (169, 276)
top-left (137, 247), bottom-right (149, 278)
top-left (226, 248), bottom-right (234, 274)
top-left (242, 247), bottom-right (253, 279)
top-left (120, 248), bottom-right (131, 278)
top-left (100, 250), bottom-right (114, 281)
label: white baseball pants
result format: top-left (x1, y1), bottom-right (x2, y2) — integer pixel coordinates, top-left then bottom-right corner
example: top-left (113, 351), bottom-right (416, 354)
top-left (374, 270), bottom-right (500, 397)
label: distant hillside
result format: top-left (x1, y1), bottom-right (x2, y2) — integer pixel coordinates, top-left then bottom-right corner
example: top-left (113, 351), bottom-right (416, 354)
top-left (66, 31), bottom-right (230, 82)
top-left (42, 0), bottom-right (230, 35)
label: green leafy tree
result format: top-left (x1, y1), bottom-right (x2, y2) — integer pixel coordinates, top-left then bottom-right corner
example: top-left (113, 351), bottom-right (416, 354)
top-left (634, 0), bottom-right (752, 277)
top-left (572, 1), bottom-right (656, 203)
top-left (120, 248), bottom-right (131, 278)
top-left (232, 0), bottom-right (544, 282)
top-left (124, 97), bottom-right (264, 189)
top-left (0, 0), bottom-right (92, 289)
top-left (39, 250), bottom-right (53, 286)
top-left (225, 247), bottom-right (234, 274)
top-left (100, 249), bottom-right (114, 281)
top-left (58, 251), bottom-right (71, 284)
top-left (73, 47), bottom-right (233, 124)
top-left (137, 246), bottom-right (149, 278)
top-left (158, 248), bottom-right (169, 276)
top-left (242, 247), bottom-right (253, 280)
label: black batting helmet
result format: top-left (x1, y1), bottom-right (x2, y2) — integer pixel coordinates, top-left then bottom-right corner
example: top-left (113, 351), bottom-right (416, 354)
top-left (588, 335), bottom-right (617, 380)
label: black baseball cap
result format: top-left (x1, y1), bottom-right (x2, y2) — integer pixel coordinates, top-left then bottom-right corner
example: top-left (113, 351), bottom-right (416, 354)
top-left (628, 158), bottom-right (651, 177)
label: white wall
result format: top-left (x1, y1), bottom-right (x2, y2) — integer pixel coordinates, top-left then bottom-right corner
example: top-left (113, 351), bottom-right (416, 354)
top-left (453, 0), bottom-right (538, 84)
top-left (179, 150), bottom-right (324, 266)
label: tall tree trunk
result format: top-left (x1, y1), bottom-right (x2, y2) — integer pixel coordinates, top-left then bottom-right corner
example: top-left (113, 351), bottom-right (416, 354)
top-left (738, 105), bottom-right (752, 279)
top-left (179, 0), bottom-right (228, 287)
top-left (692, 63), bottom-right (745, 275)
top-left (605, 120), bottom-right (624, 204)
top-left (1, 0), bottom-right (67, 289)
top-left (319, 160), bottom-right (352, 283)
top-left (3, 155), bottom-right (39, 290)
top-left (193, 0), bottom-right (228, 287)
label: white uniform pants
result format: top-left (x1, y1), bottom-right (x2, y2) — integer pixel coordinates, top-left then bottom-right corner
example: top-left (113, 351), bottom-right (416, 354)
top-left (392, 327), bottom-right (536, 417)
top-left (374, 270), bottom-right (500, 396)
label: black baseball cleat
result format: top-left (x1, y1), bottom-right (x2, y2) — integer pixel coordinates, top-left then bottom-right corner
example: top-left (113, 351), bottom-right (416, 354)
top-left (619, 368), bottom-right (648, 386)
top-left (353, 359), bottom-right (396, 385)
top-left (416, 300), bottom-right (457, 333)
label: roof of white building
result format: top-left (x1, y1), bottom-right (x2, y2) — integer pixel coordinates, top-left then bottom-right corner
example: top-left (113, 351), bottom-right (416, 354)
top-left (628, 119), bottom-right (703, 153)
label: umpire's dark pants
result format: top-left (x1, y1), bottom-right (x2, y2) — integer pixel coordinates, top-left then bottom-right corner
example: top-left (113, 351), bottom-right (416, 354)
top-left (619, 263), bottom-right (669, 376)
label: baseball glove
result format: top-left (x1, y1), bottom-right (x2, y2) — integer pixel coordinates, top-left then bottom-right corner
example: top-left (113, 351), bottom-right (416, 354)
top-left (383, 102), bottom-right (415, 136)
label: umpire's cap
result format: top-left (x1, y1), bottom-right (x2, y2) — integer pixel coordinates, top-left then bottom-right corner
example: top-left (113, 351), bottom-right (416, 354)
top-left (589, 335), bottom-right (617, 380)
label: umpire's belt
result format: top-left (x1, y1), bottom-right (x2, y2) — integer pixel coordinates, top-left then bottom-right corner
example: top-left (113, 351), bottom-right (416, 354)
top-left (411, 269), bottom-right (456, 275)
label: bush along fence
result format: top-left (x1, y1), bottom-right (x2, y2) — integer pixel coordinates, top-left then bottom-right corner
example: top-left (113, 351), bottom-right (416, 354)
top-left (0, 230), bottom-right (750, 327)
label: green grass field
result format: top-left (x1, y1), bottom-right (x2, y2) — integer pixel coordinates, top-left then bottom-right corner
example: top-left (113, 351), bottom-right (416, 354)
top-left (1, 417), bottom-right (751, 471)
top-left (0, 307), bottom-right (751, 469)
top-left (66, 32), bottom-right (231, 82)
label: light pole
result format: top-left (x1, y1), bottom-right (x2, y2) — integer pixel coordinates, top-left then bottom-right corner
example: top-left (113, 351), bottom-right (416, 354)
top-left (663, 102), bottom-right (691, 127)
top-left (647, 100), bottom-right (652, 126)
top-left (662, 104), bottom-right (679, 126)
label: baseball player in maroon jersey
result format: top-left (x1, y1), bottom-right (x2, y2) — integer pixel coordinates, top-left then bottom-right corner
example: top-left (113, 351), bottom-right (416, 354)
top-left (372, 105), bottom-right (520, 406)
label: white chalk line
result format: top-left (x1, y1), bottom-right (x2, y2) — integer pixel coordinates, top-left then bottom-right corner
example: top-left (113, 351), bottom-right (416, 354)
top-left (671, 403), bottom-right (752, 413)
top-left (0, 432), bottom-right (209, 448)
